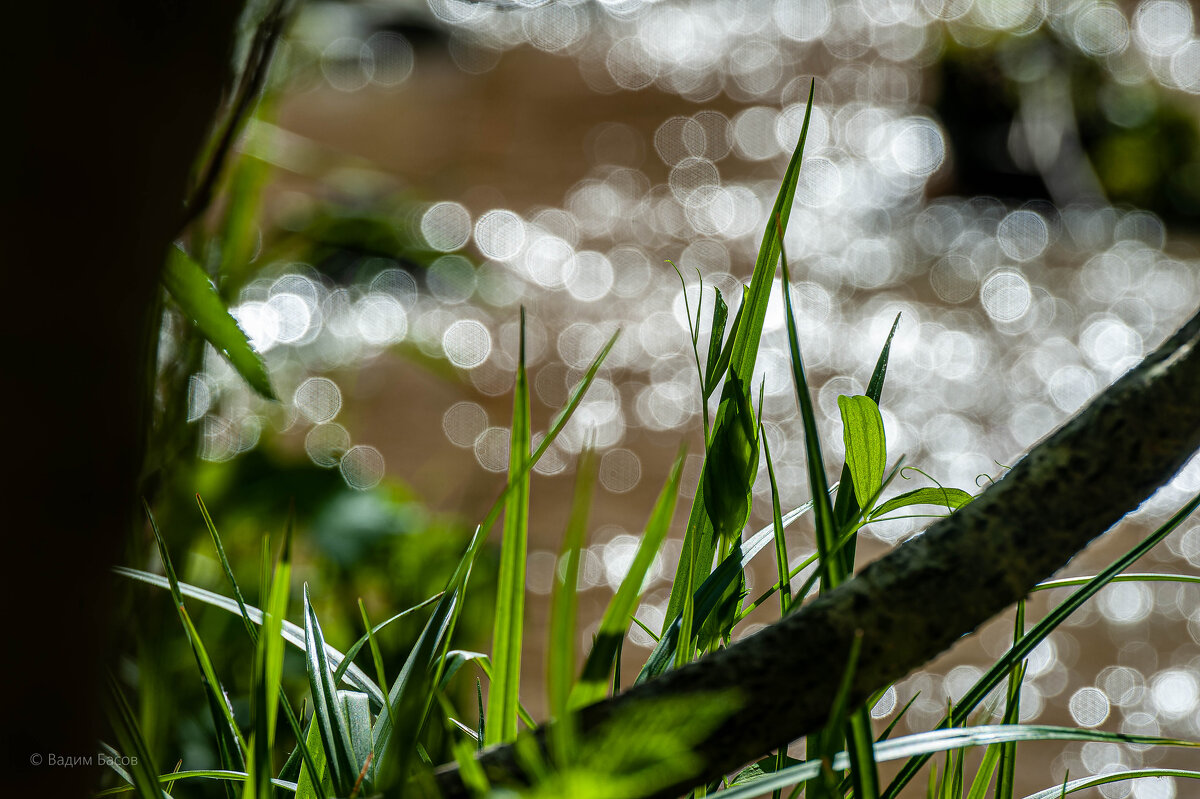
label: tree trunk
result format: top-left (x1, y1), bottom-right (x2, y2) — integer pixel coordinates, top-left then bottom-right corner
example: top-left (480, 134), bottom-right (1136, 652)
top-left (4, 3), bottom-right (242, 793)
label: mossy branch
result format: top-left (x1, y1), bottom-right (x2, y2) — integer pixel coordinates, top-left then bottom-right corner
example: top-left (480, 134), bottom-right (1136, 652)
top-left (433, 304), bottom-right (1200, 798)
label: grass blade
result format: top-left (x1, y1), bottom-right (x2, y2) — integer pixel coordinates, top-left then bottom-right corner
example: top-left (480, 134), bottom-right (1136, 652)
top-left (761, 427), bottom-right (791, 614)
top-left (104, 673), bottom-right (166, 799)
top-left (547, 445), bottom-right (598, 757)
top-left (487, 308), bottom-right (533, 746)
top-left (246, 526), bottom-right (291, 799)
top-left (572, 449), bottom-right (686, 708)
top-left (302, 583), bottom-right (359, 796)
top-left (662, 79), bottom-right (815, 637)
top-left (143, 503), bottom-right (247, 783)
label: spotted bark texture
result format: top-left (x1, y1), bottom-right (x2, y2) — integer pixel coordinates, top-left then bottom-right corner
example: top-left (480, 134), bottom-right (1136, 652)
top-left (433, 305), bottom-right (1200, 799)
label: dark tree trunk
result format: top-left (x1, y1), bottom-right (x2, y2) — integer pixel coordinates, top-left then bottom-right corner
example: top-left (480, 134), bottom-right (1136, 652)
top-left (3, 3), bottom-right (242, 793)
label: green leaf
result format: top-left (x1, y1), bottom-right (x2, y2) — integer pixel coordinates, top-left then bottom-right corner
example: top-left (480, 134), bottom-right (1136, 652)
top-left (838, 395), bottom-right (887, 514)
top-left (162, 245), bottom-right (276, 400)
top-left (302, 584), bottom-right (359, 796)
top-left (487, 309), bottom-right (533, 746)
top-left (572, 449), bottom-right (685, 708)
top-left (340, 690), bottom-right (373, 792)
top-left (869, 487), bottom-right (974, 520)
top-left (93, 770), bottom-right (300, 797)
top-left (830, 313), bottom-right (900, 575)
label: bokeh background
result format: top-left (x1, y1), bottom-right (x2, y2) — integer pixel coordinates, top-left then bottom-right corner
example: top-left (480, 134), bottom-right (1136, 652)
top-left (131, 1), bottom-right (1200, 796)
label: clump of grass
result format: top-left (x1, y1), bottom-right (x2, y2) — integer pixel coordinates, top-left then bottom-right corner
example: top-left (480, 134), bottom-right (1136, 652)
top-left (110, 79), bottom-right (1200, 799)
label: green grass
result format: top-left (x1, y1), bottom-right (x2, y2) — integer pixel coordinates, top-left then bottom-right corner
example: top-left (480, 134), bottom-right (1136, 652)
top-left (107, 77), bottom-right (1200, 799)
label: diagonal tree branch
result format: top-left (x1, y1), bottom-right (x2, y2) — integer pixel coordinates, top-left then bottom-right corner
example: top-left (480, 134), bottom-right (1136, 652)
top-left (433, 304), bottom-right (1200, 799)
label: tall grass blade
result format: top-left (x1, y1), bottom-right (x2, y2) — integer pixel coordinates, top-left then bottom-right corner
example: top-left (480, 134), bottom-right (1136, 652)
top-left (104, 672), bottom-right (166, 799)
top-left (547, 445), bottom-right (598, 755)
top-left (881, 488), bottom-right (1200, 798)
top-left (302, 583), bottom-right (359, 796)
top-left (573, 449), bottom-right (685, 708)
top-left (358, 599), bottom-right (391, 702)
top-left (487, 308), bottom-right (533, 746)
top-left (372, 523), bottom-right (487, 789)
top-left (162, 246), bottom-right (275, 400)
top-left (996, 602), bottom-right (1027, 799)
top-left (662, 80), bottom-right (815, 635)
top-left (195, 500), bottom-right (321, 790)
top-left (246, 526), bottom-right (291, 799)
top-left (144, 503), bottom-right (246, 785)
top-left (761, 429), bottom-right (791, 614)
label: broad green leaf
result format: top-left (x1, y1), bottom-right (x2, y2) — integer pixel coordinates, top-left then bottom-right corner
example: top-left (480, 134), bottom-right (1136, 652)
top-left (881, 488), bottom-right (1200, 799)
top-left (302, 584), bottom-right (359, 796)
top-left (838, 395), bottom-right (886, 514)
top-left (830, 313), bottom-right (900, 575)
top-left (869, 487), bottom-right (974, 520)
top-left (572, 450), bottom-right (685, 708)
top-left (162, 246), bottom-right (276, 400)
top-left (487, 309), bottom-right (532, 746)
